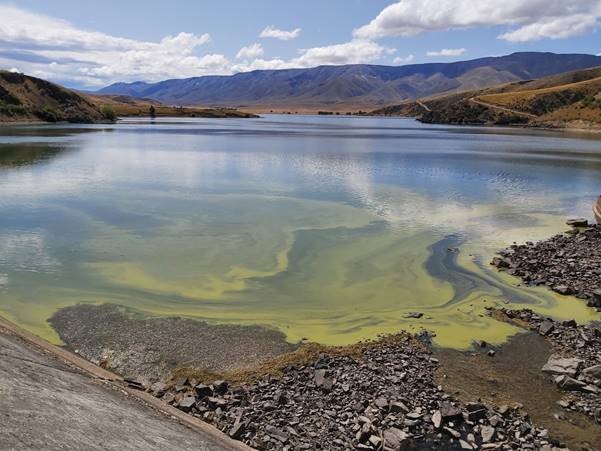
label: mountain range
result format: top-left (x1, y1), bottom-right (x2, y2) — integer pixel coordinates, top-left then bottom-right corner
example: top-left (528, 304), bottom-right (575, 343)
top-left (97, 52), bottom-right (601, 111)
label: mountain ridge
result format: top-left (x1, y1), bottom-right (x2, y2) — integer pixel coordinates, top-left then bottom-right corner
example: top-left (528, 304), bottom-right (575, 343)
top-left (97, 52), bottom-right (601, 111)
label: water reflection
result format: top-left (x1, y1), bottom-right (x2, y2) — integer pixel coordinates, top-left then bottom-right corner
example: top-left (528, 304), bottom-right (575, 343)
top-left (0, 115), bottom-right (599, 347)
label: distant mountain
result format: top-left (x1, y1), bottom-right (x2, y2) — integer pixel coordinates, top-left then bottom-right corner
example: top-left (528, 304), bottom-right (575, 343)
top-left (97, 53), bottom-right (601, 111)
top-left (372, 66), bottom-right (601, 130)
top-left (0, 71), bottom-right (103, 123)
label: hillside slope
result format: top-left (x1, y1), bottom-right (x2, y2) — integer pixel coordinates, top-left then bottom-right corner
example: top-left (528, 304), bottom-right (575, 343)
top-left (97, 53), bottom-right (601, 111)
top-left (86, 94), bottom-right (257, 118)
top-left (372, 66), bottom-right (601, 130)
top-left (0, 71), bottom-right (103, 123)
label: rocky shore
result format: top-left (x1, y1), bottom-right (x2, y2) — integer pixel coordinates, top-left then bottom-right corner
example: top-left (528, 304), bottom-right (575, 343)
top-left (496, 308), bottom-right (601, 426)
top-left (490, 223), bottom-right (601, 309)
top-left (150, 333), bottom-right (568, 450)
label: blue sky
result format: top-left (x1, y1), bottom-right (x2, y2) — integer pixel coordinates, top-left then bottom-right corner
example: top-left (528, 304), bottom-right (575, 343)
top-left (1, 0), bottom-right (600, 89)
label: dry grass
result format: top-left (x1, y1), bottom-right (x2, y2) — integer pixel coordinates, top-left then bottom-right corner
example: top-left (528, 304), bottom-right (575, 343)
top-left (168, 333), bottom-right (422, 386)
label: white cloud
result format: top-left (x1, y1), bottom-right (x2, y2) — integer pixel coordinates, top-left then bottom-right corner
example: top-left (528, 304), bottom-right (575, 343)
top-left (294, 40), bottom-right (390, 66)
top-left (393, 54), bottom-right (414, 64)
top-left (0, 5), bottom-right (224, 86)
top-left (231, 40), bottom-right (391, 73)
top-left (8, 67), bottom-right (20, 73)
top-left (260, 25), bottom-right (301, 40)
top-left (499, 15), bottom-right (600, 42)
top-left (427, 48), bottom-right (466, 57)
top-left (236, 43), bottom-right (264, 60)
top-left (0, 5), bottom-right (398, 87)
top-left (354, 0), bottom-right (601, 42)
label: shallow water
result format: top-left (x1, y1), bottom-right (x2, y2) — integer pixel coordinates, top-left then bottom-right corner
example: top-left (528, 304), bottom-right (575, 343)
top-left (0, 115), bottom-right (600, 347)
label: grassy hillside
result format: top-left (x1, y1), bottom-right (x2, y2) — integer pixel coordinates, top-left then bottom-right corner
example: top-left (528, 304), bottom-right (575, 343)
top-left (97, 53), bottom-right (601, 112)
top-left (372, 66), bottom-right (601, 130)
top-left (0, 71), bottom-right (104, 123)
top-left (86, 94), bottom-right (257, 118)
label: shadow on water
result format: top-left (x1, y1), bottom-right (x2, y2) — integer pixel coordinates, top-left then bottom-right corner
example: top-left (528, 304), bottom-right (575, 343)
top-left (0, 143), bottom-right (70, 168)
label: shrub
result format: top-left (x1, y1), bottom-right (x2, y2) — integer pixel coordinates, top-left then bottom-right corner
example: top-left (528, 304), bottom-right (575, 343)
top-left (101, 105), bottom-right (116, 122)
top-left (36, 107), bottom-right (58, 122)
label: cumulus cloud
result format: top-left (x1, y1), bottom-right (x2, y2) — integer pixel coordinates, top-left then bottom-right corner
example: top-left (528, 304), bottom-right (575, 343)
top-left (354, 0), bottom-right (601, 42)
top-left (236, 43), bottom-right (264, 60)
top-left (0, 5), bottom-right (397, 87)
top-left (393, 54), bottom-right (414, 64)
top-left (259, 25), bottom-right (301, 40)
top-left (294, 40), bottom-right (389, 66)
top-left (232, 40), bottom-right (390, 73)
top-left (427, 48), bottom-right (466, 57)
top-left (0, 4), bottom-right (225, 86)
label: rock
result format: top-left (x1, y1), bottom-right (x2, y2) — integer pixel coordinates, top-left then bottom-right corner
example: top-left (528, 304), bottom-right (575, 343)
top-left (552, 285), bottom-right (573, 295)
top-left (481, 425), bottom-right (495, 443)
top-left (194, 383), bottom-right (213, 398)
top-left (487, 350), bottom-right (496, 357)
top-left (566, 218), bottom-right (588, 227)
top-left (443, 427), bottom-right (461, 438)
top-left (590, 289), bottom-right (601, 308)
top-left (375, 397), bottom-right (389, 409)
top-left (465, 403), bottom-right (487, 421)
top-left (314, 369), bottom-right (334, 392)
top-left (440, 402), bottom-right (462, 421)
top-left (390, 401), bottom-right (410, 414)
top-left (583, 364), bottom-right (601, 379)
top-left (459, 439), bottom-right (473, 449)
top-left (229, 422), bottom-right (246, 439)
top-left (177, 396), bottom-right (196, 412)
top-left (541, 355), bottom-right (583, 377)
top-left (212, 380), bottom-right (228, 395)
top-left (538, 321), bottom-right (555, 336)
top-left (149, 382), bottom-right (166, 396)
top-left (431, 410), bottom-right (442, 429)
top-left (556, 375), bottom-right (586, 391)
top-left (382, 428), bottom-right (409, 450)
top-left (403, 312), bottom-right (423, 319)
top-left (368, 435), bottom-right (382, 447)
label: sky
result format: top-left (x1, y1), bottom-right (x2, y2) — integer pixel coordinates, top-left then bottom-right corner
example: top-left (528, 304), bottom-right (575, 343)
top-left (1, 0), bottom-right (600, 89)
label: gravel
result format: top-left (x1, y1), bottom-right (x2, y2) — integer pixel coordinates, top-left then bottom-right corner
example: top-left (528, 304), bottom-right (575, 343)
top-left (490, 224), bottom-right (601, 309)
top-left (153, 333), bottom-right (568, 450)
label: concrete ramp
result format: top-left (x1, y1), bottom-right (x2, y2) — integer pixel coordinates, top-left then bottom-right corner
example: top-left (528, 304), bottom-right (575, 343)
top-left (0, 321), bottom-right (250, 451)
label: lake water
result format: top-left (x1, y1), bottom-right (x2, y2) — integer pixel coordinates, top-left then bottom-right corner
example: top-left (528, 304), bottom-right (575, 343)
top-left (1, 115), bottom-right (600, 348)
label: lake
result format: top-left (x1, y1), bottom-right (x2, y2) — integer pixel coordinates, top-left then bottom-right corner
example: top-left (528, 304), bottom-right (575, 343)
top-left (1, 115), bottom-right (600, 348)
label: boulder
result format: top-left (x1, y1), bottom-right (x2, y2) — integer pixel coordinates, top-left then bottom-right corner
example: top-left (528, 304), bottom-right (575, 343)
top-left (541, 355), bottom-right (583, 377)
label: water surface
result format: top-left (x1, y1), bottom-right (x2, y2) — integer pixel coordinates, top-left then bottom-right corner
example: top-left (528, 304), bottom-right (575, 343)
top-left (1, 115), bottom-right (600, 347)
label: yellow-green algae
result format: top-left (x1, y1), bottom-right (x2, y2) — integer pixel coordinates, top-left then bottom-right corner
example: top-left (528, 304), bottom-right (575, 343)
top-left (0, 191), bottom-right (598, 349)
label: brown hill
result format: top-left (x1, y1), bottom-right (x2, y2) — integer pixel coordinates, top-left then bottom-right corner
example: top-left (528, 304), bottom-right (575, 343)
top-left (372, 67), bottom-right (601, 130)
top-left (85, 94), bottom-right (257, 118)
top-left (0, 71), bottom-right (103, 123)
